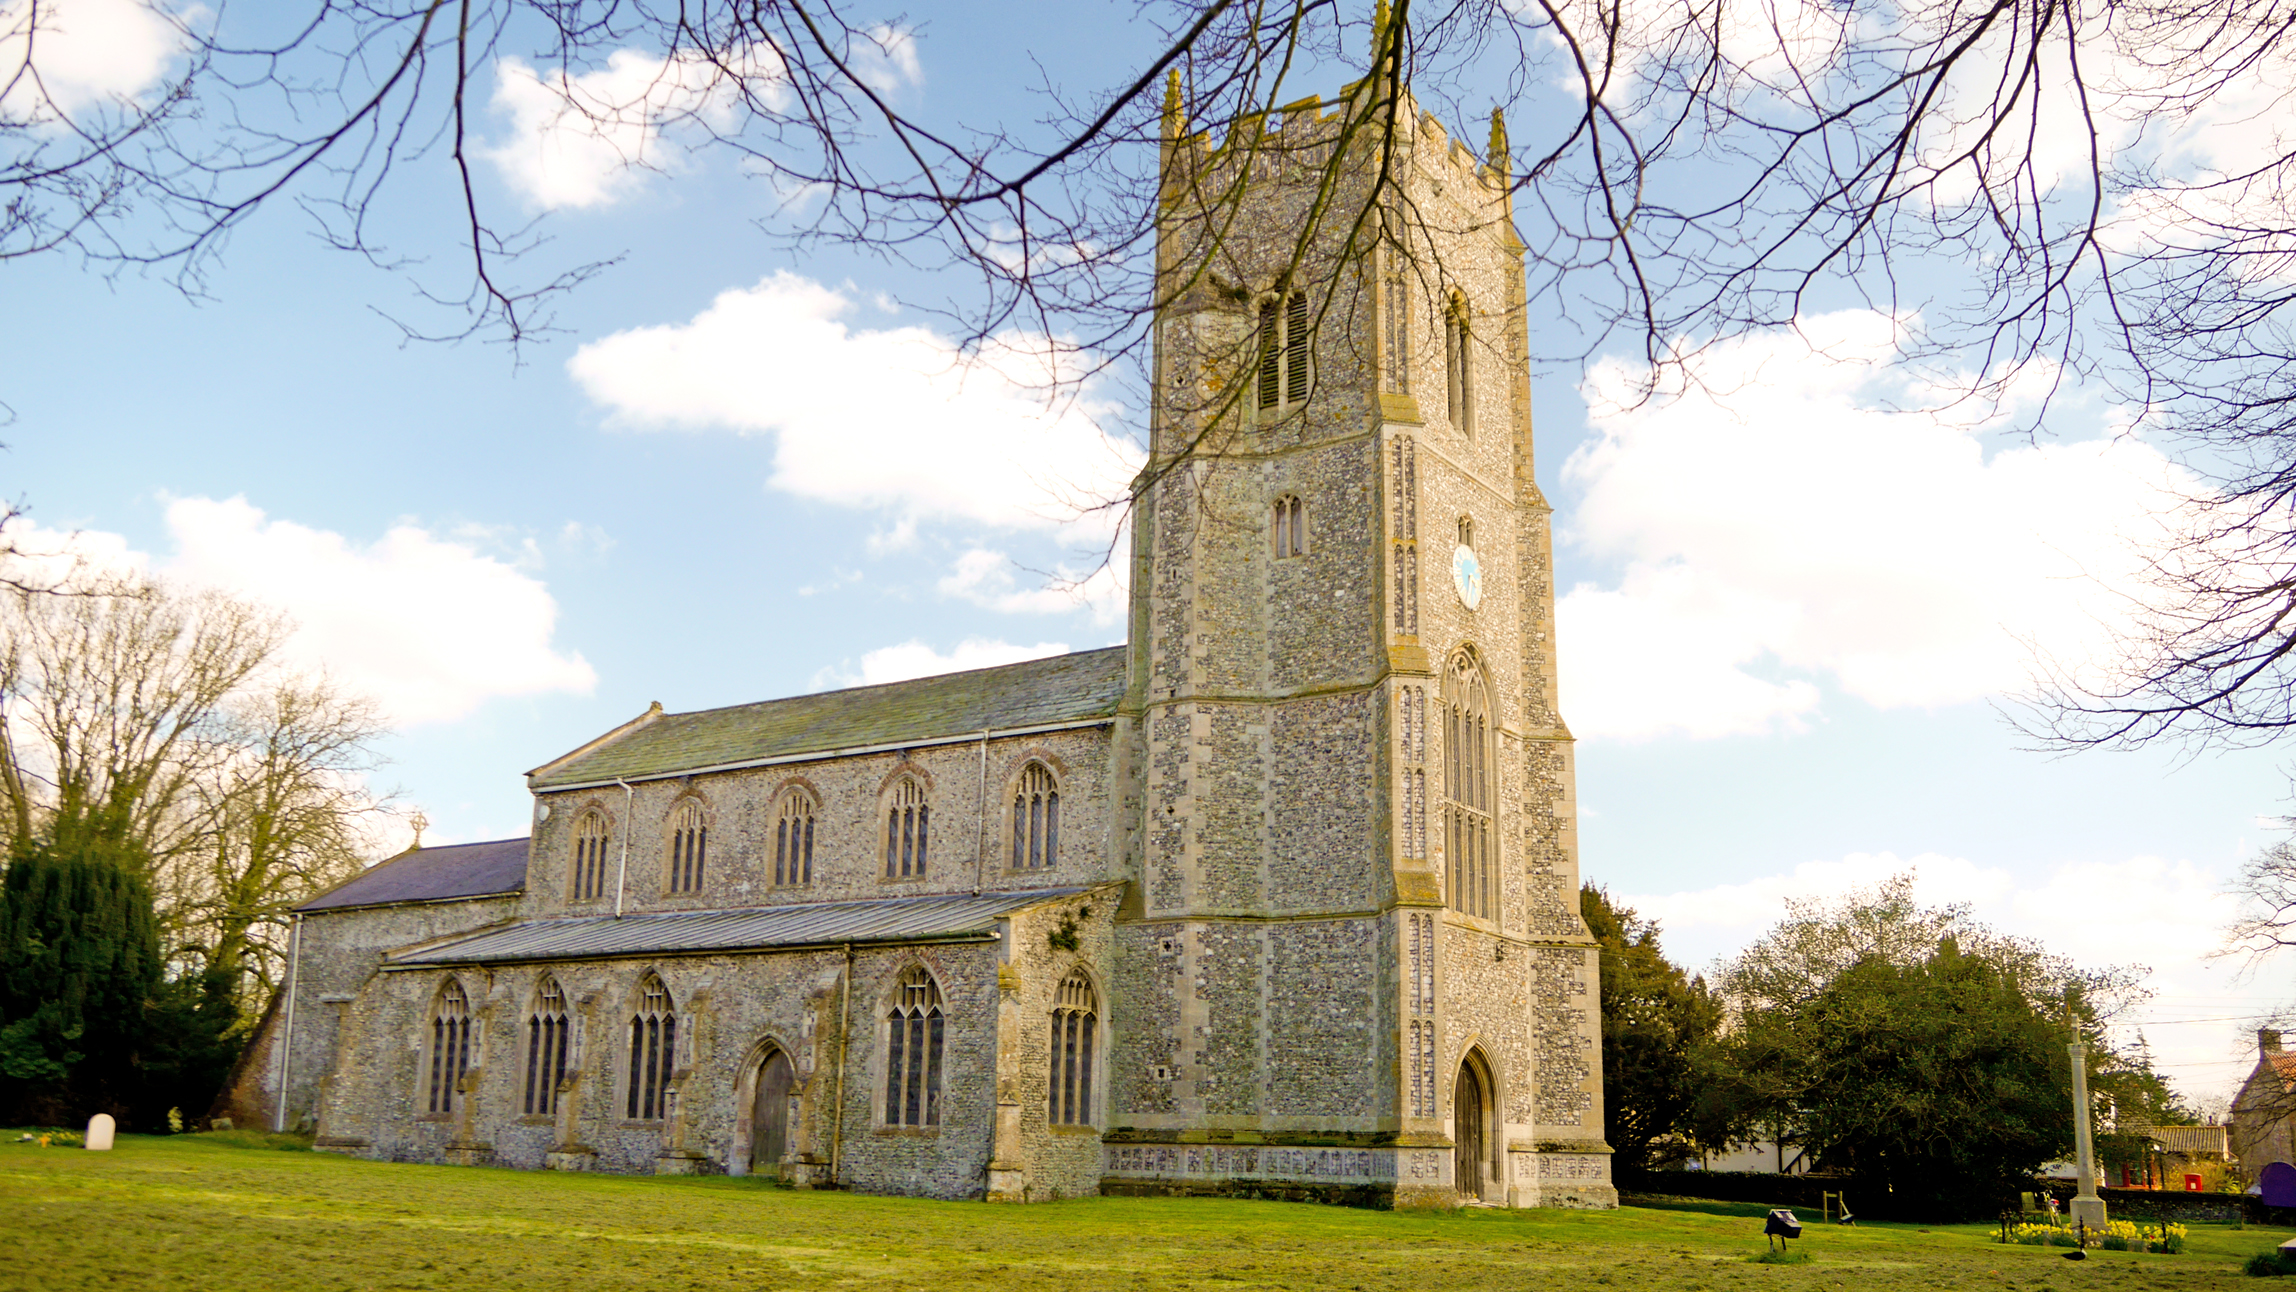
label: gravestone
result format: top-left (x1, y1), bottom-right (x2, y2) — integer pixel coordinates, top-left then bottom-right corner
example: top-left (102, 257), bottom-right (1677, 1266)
top-left (85, 1113), bottom-right (114, 1151)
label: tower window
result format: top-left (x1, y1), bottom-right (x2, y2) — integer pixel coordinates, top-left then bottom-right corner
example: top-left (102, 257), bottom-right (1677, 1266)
top-left (1443, 653), bottom-right (1495, 920)
top-left (1444, 294), bottom-right (1474, 437)
top-left (1272, 495), bottom-right (1307, 559)
top-left (1256, 291), bottom-right (1310, 409)
top-left (1458, 516), bottom-right (1474, 548)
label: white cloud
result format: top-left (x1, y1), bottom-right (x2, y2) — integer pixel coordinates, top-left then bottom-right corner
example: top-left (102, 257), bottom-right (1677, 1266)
top-left (849, 23), bottom-right (922, 94)
top-left (813, 637), bottom-right (1072, 690)
top-left (0, 0), bottom-right (187, 119)
top-left (7, 499), bottom-right (597, 726)
top-left (569, 271), bottom-right (1144, 535)
top-left (1623, 850), bottom-right (2276, 1102)
top-left (482, 47), bottom-right (786, 210)
top-left (938, 547), bottom-right (1126, 625)
top-left (1556, 309), bottom-right (2199, 741)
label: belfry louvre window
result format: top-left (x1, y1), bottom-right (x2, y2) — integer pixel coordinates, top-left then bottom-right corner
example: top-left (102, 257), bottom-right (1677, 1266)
top-left (885, 967), bottom-right (945, 1127)
top-left (626, 975), bottom-right (677, 1121)
top-left (427, 979), bottom-right (473, 1115)
top-left (1443, 653), bottom-right (1495, 920)
top-left (1012, 764), bottom-right (1059, 871)
top-left (571, 811), bottom-right (610, 901)
top-left (1256, 291), bottom-right (1310, 409)
top-left (886, 779), bottom-right (930, 879)
top-left (1444, 294), bottom-right (1474, 437)
top-left (775, 791), bottom-right (817, 886)
top-left (524, 977), bottom-right (569, 1116)
top-left (667, 799), bottom-right (707, 894)
top-left (1272, 495), bottom-right (1306, 559)
top-left (1049, 971), bottom-right (1098, 1126)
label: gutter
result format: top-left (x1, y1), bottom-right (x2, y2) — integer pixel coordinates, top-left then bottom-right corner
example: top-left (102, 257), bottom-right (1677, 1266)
top-left (532, 717), bottom-right (1112, 795)
top-left (378, 930), bottom-right (1002, 971)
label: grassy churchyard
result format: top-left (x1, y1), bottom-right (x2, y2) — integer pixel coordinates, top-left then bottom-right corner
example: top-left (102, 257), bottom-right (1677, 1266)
top-left (2, 1135), bottom-right (2287, 1292)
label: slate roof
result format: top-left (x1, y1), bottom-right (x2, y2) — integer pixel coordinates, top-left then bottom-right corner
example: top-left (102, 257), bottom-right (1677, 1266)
top-left (299, 837), bottom-right (530, 912)
top-left (529, 645), bottom-right (1128, 789)
top-left (387, 887), bottom-right (1097, 966)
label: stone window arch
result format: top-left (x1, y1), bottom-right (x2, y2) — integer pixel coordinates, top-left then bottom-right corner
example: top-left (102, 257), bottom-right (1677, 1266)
top-left (1444, 290), bottom-right (1474, 437)
top-left (426, 978), bottom-right (473, 1115)
top-left (1256, 289), bottom-right (1310, 410)
top-left (1453, 1046), bottom-right (1498, 1199)
top-left (775, 788), bottom-right (817, 887)
top-left (1272, 494), bottom-right (1307, 559)
top-left (1457, 515), bottom-right (1474, 549)
top-left (884, 965), bottom-right (944, 1127)
top-left (1010, 762), bottom-right (1060, 871)
top-left (666, 797), bottom-right (708, 895)
top-left (523, 976), bottom-right (570, 1116)
top-left (625, 974), bottom-right (677, 1121)
top-left (884, 777), bottom-right (930, 879)
top-left (570, 809), bottom-right (610, 901)
top-left (1442, 651), bottom-right (1495, 920)
top-left (1048, 969), bottom-right (1099, 1127)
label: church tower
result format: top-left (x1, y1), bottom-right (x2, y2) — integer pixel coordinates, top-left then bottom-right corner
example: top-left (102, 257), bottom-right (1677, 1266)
top-left (1103, 64), bottom-right (1615, 1207)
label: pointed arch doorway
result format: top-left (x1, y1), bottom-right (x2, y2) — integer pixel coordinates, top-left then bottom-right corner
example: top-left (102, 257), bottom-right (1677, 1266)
top-left (750, 1047), bottom-right (794, 1177)
top-left (1453, 1056), bottom-right (1490, 1200)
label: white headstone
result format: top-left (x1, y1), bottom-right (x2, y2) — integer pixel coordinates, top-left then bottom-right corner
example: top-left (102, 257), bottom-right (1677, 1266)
top-left (85, 1113), bottom-right (114, 1151)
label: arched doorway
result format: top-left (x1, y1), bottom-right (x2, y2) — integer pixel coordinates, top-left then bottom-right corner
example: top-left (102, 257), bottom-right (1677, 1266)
top-left (750, 1048), bottom-right (794, 1177)
top-left (1453, 1057), bottom-right (1489, 1200)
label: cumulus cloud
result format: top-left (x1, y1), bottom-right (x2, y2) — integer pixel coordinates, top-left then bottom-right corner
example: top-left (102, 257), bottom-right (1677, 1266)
top-left (1623, 850), bottom-right (2271, 1098)
top-left (0, 0), bottom-right (186, 119)
top-left (938, 548), bottom-right (1126, 625)
top-left (813, 637), bottom-right (1072, 690)
top-left (1555, 310), bottom-right (2198, 741)
top-left (8, 498), bottom-right (596, 725)
top-left (482, 47), bottom-right (786, 210)
top-left (569, 271), bottom-right (1144, 534)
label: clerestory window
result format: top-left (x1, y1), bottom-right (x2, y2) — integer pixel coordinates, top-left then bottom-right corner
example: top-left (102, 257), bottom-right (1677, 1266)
top-left (570, 810), bottom-right (610, 901)
top-left (1011, 763), bottom-right (1060, 871)
top-left (775, 789), bottom-right (817, 886)
top-left (666, 798), bottom-right (707, 894)
top-left (885, 778), bottom-right (930, 879)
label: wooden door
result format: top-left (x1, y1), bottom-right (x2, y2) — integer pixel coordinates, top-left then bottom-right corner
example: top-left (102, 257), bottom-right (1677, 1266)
top-left (750, 1050), bottom-right (793, 1176)
top-left (1453, 1063), bottom-right (1485, 1199)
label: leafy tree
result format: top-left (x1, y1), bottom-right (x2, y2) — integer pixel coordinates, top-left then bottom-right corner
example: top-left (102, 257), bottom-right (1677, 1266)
top-left (1580, 884), bottom-right (1744, 1171)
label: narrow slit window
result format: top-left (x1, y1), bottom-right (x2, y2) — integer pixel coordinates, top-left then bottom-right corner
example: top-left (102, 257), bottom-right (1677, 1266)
top-left (1272, 495), bottom-right (1307, 559)
top-left (1444, 294), bottom-right (1474, 437)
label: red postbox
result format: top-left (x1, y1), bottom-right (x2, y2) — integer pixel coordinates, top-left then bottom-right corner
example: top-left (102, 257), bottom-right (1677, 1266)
top-left (2185, 1174), bottom-right (2204, 1193)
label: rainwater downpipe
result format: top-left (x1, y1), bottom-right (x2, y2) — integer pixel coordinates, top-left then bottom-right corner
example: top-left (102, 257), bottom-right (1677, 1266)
top-left (973, 729), bottom-right (991, 896)
top-left (613, 778), bottom-right (634, 918)
top-left (830, 941), bottom-right (854, 1185)
top-left (272, 913), bottom-right (303, 1133)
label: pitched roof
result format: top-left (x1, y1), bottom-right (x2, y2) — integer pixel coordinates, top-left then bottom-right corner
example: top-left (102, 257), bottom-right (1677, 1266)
top-left (529, 646), bottom-right (1128, 789)
top-left (298, 837), bottom-right (530, 912)
top-left (386, 886), bottom-right (1101, 967)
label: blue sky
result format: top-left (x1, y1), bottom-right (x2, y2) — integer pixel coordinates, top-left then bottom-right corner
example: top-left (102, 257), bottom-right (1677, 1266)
top-left (8, 0), bottom-right (2292, 1107)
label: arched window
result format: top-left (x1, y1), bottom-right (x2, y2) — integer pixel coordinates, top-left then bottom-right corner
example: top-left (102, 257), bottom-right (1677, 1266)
top-left (775, 790), bottom-right (817, 887)
top-left (626, 975), bottom-right (677, 1121)
top-left (427, 979), bottom-right (473, 1115)
top-left (1272, 495), bottom-right (1306, 559)
top-left (1049, 971), bottom-right (1098, 1126)
top-left (523, 976), bottom-right (569, 1116)
top-left (885, 966), bottom-right (944, 1127)
top-left (1457, 515), bottom-right (1474, 549)
top-left (1257, 290), bottom-right (1311, 410)
top-left (1443, 652), bottom-right (1495, 920)
top-left (571, 810), bottom-right (610, 901)
top-left (1011, 764), bottom-right (1059, 871)
top-left (885, 778), bottom-right (929, 879)
top-left (666, 799), bottom-right (707, 894)
top-left (1444, 292), bottom-right (1474, 437)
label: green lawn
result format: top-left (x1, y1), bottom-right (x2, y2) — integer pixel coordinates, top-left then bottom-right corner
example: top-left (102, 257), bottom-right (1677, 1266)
top-left (0, 1133), bottom-right (2284, 1292)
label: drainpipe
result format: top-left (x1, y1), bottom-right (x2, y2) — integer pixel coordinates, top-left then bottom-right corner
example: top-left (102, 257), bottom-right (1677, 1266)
top-left (831, 942), bottom-right (854, 1185)
top-left (614, 778), bottom-right (634, 918)
top-left (273, 913), bottom-right (303, 1133)
top-left (973, 729), bottom-right (991, 896)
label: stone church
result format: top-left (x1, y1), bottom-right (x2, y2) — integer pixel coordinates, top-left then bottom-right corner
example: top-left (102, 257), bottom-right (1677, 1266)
top-left (228, 69), bottom-right (1614, 1209)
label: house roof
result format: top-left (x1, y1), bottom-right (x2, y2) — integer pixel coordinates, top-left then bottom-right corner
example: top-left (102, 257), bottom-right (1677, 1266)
top-left (385, 886), bottom-right (1101, 967)
top-left (528, 646), bottom-right (1129, 790)
top-left (298, 838), bottom-right (530, 913)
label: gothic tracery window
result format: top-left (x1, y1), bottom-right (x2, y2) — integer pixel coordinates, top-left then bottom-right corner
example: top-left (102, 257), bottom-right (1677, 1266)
top-left (626, 974), bottom-right (677, 1121)
top-left (1048, 971), bottom-right (1098, 1126)
top-left (1443, 653), bottom-right (1495, 920)
top-left (523, 976), bottom-right (569, 1116)
top-left (885, 966), bottom-right (945, 1127)
top-left (570, 810), bottom-right (610, 901)
top-left (775, 789), bottom-right (817, 887)
top-left (667, 798), bottom-right (707, 894)
top-left (1272, 495), bottom-right (1306, 559)
top-left (885, 778), bottom-right (930, 879)
top-left (427, 979), bottom-right (473, 1115)
top-left (1011, 763), bottom-right (1060, 871)
top-left (1257, 290), bottom-right (1310, 409)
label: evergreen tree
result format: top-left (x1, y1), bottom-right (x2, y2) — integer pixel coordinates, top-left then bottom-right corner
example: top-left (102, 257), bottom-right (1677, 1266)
top-left (1580, 885), bottom-right (1745, 1171)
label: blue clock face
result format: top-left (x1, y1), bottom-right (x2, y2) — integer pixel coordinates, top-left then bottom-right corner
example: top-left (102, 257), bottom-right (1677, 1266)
top-left (1452, 544), bottom-right (1482, 611)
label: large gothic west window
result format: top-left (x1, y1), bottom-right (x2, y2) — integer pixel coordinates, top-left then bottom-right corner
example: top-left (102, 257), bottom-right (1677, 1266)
top-left (427, 979), bottom-right (473, 1114)
top-left (885, 966), bottom-right (945, 1127)
top-left (626, 975), bottom-right (677, 1121)
top-left (1443, 652), bottom-right (1495, 920)
top-left (523, 976), bottom-right (569, 1116)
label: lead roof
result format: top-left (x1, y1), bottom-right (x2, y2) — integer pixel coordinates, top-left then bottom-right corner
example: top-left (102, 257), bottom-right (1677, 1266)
top-left (298, 837), bottom-right (530, 912)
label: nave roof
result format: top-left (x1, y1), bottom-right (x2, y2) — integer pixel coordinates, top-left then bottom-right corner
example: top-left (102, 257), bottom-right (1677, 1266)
top-left (299, 837), bottom-right (530, 913)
